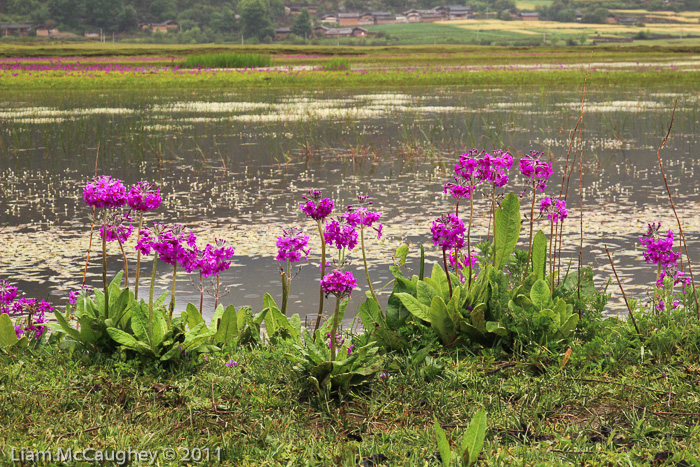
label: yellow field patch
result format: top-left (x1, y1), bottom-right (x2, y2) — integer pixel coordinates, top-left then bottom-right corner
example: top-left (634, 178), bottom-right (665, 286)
top-left (443, 18), bottom-right (700, 36)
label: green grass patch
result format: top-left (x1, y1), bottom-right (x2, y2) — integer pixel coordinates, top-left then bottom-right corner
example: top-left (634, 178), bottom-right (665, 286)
top-left (183, 52), bottom-right (272, 69)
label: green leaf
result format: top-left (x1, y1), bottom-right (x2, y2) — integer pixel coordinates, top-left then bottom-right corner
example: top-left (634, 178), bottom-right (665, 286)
top-left (129, 300), bottom-right (150, 344)
top-left (359, 298), bottom-right (385, 332)
top-left (214, 305), bottom-right (239, 347)
top-left (417, 279), bottom-right (440, 307)
top-left (395, 244), bottom-right (409, 266)
top-left (433, 417), bottom-right (452, 467)
top-left (485, 321), bottom-right (508, 337)
top-left (185, 303), bottom-right (206, 330)
top-left (532, 230), bottom-right (547, 281)
top-left (493, 192), bottom-right (521, 270)
top-left (557, 314), bottom-right (579, 338)
top-left (395, 293), bottom-right (431, 323)
top-left (150, 307), bottom-right (168, 348)
top-left (419, 244), bottom-right (425, 280)
top-left (530, 279), bottom-right (551, 311)
top-left (460, 408), bottom-right (487, 467)
top-left (429, 296), bottom-right (456, 346)
top-left (54, 310), bottom-right (84, 344)
top-left (430, 263), bottom-right (450, 301)
top-left (106, 328), bottom-right (152, 355)
top-left (0, 313), bottom-right (19, 348)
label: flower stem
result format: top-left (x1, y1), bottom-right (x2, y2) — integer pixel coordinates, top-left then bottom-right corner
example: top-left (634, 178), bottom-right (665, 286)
top-left (115, 233), bottom-right (129, 288)
top-left (467, 195), bottom-right (474, 288)
top-left (101, 210), bottom-right (108, 319)
top-left (443, 248), bottom-right (453, 298)
top-left (82, 206), bottom-right (96, 287)
top-left (199, 272), bottom-right (204, 315)
top-left (281, 261), bottom-right (291, 316)
top-left (330, 296), bottom-right (341, 361)
top-left (168, 263), bottom-right (177, 323)
top-left (313, 220), bottom-right (327, 337)
top-left (523, 182), bottom-right (537, 283)
top-left (549, 221), bottom-right (555, 291)
top-left (134, 212), bottom-right (144, 300)
top-left (214, 274), bottom-right (220, 311)
top-left (149, 252), bottom-right (158, 326)
top-left (360, 223), bottom-right (378, 304)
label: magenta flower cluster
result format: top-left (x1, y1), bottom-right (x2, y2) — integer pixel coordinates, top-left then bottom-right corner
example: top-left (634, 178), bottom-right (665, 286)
top-left (0, 280), bottom-right (51, 339)
top-left (83, 175), bottom-right (127, 209)
top-left (476, 149), bottom-right (513, 187)
top-left (639, 223), bottom-right (681, 269)
top-left (446, 149), bottom-right (513, 199)
top-left (276, 227), bottom-right (310, 263)
top-left (197, 239), bottom-right (235, 277)
top-left (99, 214), bottom-right (134, 243)
top-left (137, 224), bottom-right (199, 272)
top-left (324, 216), bottom-right (359, 251)
top-left (449, 249), bottom-right (479, 271)
top-left (127, 181), bottom-right (162, 212)
top-left (431, 214), bottom-right (466, 251)
top-left (346, 200), bottom-right (383, 239)
top-left (320, 269), bottom-right (357, 298)
top-left (300, 190), bottom-right (334, 221)
top-left (656, 269), bottom-right (692, 292)
top-left (0, 279), bottom-right (18, 307)
top-left (540, 197), bottom-right (568, 223)
top-left (519, 151), bottom-right (553, 192)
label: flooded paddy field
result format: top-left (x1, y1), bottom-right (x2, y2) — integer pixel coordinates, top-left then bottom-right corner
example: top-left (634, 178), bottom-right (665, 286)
top-left (1, 85), bottom-right (699, 322)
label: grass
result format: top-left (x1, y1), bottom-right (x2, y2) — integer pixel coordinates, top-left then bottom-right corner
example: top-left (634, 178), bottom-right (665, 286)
top-left (3, 309), bottom-right (700, 466)
top-left (183, 52), bottom-right (272, 69)
top-left (366, 22), bottom-right (536, 45)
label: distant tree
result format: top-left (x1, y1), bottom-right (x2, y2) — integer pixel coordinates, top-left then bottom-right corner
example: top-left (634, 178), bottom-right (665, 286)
top-left (210, 8), bottom-right (238, 33)
top-left (118, 4), bottom-right (139, 31)
top-left (150, 0), bottom-right (177, 20)
top-left (7, 0), bottom-right (41, 16)
top-left (292, 8), bottom-right (313, 38)
top-left (86, 0), bottom-right (124, 30)
top-left (582, 7), bottom-right (608, 23)
top-left (239, 0), bottom-right (275, 42)
top-left (494, 0), bottom-right (516, 11)
top-left (47, 0), bottom-right (85, 29)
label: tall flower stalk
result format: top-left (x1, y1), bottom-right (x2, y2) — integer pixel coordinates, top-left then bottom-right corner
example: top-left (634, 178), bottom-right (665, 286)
top-left (320, 269), bottom-right (356, 360)
top-left (540, 197), bottom-right (568, 290)
top-left (275, 227), bottom-right (310, 316)
top-left (83, 175), bottom-right (127, 317)
top-left (519, 151), bottom-right (552, 281)
top-left (300, 190), bottom-right (334, 335)
top-left (347, 195), bottom-right (383, 304)
top-left (127, 181), bottom-right (162, 300)
top-left (431, 214), bottom-right (466, 298)
top-left (197, 239), bottom-right (235, 312)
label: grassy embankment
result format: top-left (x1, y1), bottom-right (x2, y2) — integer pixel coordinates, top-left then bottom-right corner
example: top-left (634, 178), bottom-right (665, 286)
top-left (3, 308), bottom-right (700, 466)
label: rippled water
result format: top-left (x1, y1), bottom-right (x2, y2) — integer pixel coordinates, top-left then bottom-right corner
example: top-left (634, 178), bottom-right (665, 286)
top-left (1, 85), bottom-right (699, 321)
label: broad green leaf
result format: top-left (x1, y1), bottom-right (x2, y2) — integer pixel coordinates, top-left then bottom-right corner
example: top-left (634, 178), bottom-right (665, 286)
top-left (185, 303), bottom-right (206, 330)
top-left (429, 296), bottom-right (456, 346)
top-left (557, 314), bottom-right (579, 338)
top-left (530, 279), bottom-right (551, 310)
top-left (493, 193), bottom-right (521, 270)
top-left (430, 263), bottom-right (449, 300)
top-left (469, 307), bottom-right (486, 333)
top-left (532, 230), bottom-right (547, 281)
top-left (0, 313), bottom-right (19, 348)
top-left (129, 301), bottom-right (150, 344)
top-left (150, 307), bottom-right (168, 348)
top-left (359, 298), bottom-right (385, 331)
top-left (460, 408), bottom-right (487, 467)
top-left (78, 315), bottom-right (99, 345)
top-left (395, 244), bottom-right (409, 266)
top-left (106, 328), bottom-right (151, 354)
top-left (54, 310), bottom-right (84, 344)
top-left (433, 417), bottom-right (452, 467)
top-left (553, 298), bottom-right (568, 323)
top-left (485, 321), bottom-right (508, 337)
top-left (395, 293), bottom-right (431, 323)
top-left (214, 305), bottom-right (239, 347)
top-left (417, 280), bottom-right (440, 307)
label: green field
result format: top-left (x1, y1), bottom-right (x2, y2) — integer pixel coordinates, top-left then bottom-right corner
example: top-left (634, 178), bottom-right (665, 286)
top-left (365, 22), bottom-right (539, 45)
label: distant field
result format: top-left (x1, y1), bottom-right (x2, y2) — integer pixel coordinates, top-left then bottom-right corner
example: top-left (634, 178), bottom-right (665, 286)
top-left (365, 22), bottom-right (540, 45)
top-left (443, 18), bottom-right (700, 41)
top-left (515, 0), bottom-right (553, 10)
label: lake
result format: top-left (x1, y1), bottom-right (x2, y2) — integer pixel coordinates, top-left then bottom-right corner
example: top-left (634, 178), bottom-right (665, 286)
top-left (1, 85), bottom-right (698, 322)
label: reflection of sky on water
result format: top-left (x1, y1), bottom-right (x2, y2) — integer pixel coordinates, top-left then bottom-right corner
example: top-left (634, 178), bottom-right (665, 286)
top-left (1, 86), bottom-right (699, 321)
